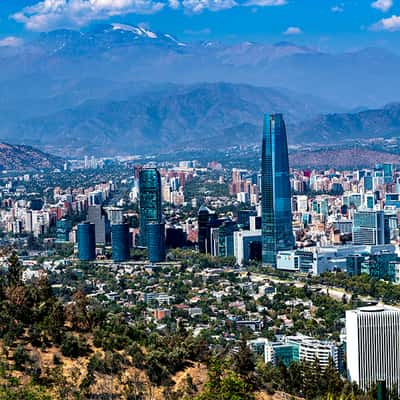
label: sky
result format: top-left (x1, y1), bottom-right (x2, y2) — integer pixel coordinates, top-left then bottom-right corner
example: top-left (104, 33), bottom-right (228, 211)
top-left (0, 0), bottom-right (400, 51)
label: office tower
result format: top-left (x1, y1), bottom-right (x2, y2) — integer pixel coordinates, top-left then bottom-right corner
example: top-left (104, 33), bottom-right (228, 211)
top-left (89, 191), bottom-right (103, 206)
top-left (384, 212), bottom-right (398, 243)
top-left (55, 218), bottom-right (71, 243)
top-left (105, 207), bottom-right (124, 225)
top-left (210, 219), bottom-right (236, 257)
top-left (111, 223), bottom-right (130, 262)
top-left (346, 306), bottom-right (400, 394)
top-left (147, 222), bottom-right (166, 263)
top-left (383, 163), bottom-right (393, 183)
top-left (352, 210), bottom-right (385, 245)
top-left (363, 175), bottom-right (373, 192)
top-left (166, 227), bottom-right (186, 248)
top-left (346, 254), bottom-right (364, 276)
top-left (139, 168), bottom-right (162, 247)
top-left (24, 210), bottom-right (32, 233)
top-left (364, 193), bottom-right (375, 210)
top-left (77, 222), bottom-right (96, 261)
top-left (261, 114), bottom-right (294, 267)
top-left (234, 230), bottom-right (262, 266)
top-left (88, 205), bottom-right (110, 244)
top-left (198, 205), bottom-right (219, 254)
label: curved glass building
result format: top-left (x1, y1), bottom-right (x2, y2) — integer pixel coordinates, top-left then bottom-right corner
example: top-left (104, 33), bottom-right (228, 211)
top-left (147, 222), bottom-right (166, 263)
top-left (261, 114), bottom-right (294, 267)
top-left (139, 168), bottom-right (162, 246)
top-left (111, 223), bottom-right (130, 262)
top-left (77, 222), bottom-right (96, 261)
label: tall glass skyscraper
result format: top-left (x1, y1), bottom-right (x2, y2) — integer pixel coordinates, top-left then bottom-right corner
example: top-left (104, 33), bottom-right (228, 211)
top-left (261, 114), bottom-right (294, 267)
top-left (111, 223), bottom-right (130, 262)
top-left (77, 222), bottom-right (96, 261)
top-left (139, 168), bottom-right (162, 247)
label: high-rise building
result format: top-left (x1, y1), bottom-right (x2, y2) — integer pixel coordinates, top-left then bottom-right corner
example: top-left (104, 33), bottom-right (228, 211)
top-left (147, 222), bottom-right (166, 263)
top-left (261, 114), bottom-right (294, 267)
top-left (237, 210), bottom-right (257, 230)
top-left (352, 210), bottom-right (385, 245)
top-left (87, 205), bottom-right (110, 244)
top-left (55, 219), bottom-right (71, 243)
top-left (105, 207), bottom-right (124, 225)
top-left (111, 223), bottom-right (130, 262)
top-left (346, 306), bottom-right (400, 394)
top-left (77, 222), bottom-right (96, 261)
top-left (383, 163), bottom-right (393, 183)
top-left (210, 219), bottom-right (237, 257)
top-left (198, 205), bottom-right (221, 254)
top-left (139, 168), bottom-right (162, 247)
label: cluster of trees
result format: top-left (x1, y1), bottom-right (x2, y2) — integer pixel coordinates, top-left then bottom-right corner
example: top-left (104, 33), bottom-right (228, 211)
top-left (311, 272), bottom-right (400, 304)
top-left (169, 248), bottom-right (237, 269)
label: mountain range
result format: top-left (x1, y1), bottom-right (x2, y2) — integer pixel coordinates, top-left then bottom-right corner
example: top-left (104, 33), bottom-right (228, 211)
top-left (0, 23), bottom-right (400, 156)
top-left (0, 82), bottom-right (340, 156)
top-left (293, 103), bottom-right (400, 144)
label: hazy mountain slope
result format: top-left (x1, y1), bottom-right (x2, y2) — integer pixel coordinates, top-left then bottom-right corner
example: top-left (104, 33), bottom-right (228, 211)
top-left (289, 146), bottom-right (400, 168)
top-left (293, 103), bottom-right (400, 144)
top-left (0, 143), bottom-right (63, 171)
top-left (0, 82), bottom-right (338, 156)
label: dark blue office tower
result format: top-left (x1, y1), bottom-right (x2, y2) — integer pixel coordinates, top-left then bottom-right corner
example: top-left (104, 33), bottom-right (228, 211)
top-left (147, 222), bottom-right (166, 263)
top-left (261, 114), bottom-right (294, 267)
top-left (77, 222), bottom-right (96, 261)
top-left (139, 168), bottom-right (162, 247)
top-left (111, 223), bottom-right (130, 262)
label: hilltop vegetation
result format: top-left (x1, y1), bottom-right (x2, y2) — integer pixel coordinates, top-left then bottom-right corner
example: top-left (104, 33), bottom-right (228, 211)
top-left (0, 250), bottom-right (395, 399)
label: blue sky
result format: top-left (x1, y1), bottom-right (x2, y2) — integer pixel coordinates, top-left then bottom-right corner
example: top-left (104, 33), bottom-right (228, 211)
top-left (1, 0), bottom-right (400, 51)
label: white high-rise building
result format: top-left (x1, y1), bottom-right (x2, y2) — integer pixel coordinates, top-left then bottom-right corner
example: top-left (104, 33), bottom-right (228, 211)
top-left (346, 306), bottom-right (400, 393)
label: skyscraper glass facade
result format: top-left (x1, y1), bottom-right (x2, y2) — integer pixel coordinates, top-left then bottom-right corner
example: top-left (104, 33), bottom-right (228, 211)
top-left (111, 223), bottom-right (130, 262)
top-left (139, 168), bottom-right (162, 247)
top-left (77, 222), bottom-right (96, 261)
top-left (147, 222), bottom-right (166, 263)
top-left (261, 114), bottom-right (294, 267)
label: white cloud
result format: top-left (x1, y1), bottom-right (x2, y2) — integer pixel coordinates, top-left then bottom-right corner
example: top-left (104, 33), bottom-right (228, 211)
top-left (244, 0), bottom-right (286, 6)
top-left (371, 14), bottom-right (400, 31)
top-left (12, 0), bottom-right (165, 31)
top-left (12, 0), bottom-right (288, 28)
top-left (283, 26), bottom-right (302, 35)
top-left (0, 36), bottom-right (24, 47)
top-left (168, 0), bottom-right (180, 9)
top-left (371, 0), bottom-right (393, 12)
top-left (331, 5), bottom-right (344, 13)
top-left (182, 0), bottom-right (236, 12)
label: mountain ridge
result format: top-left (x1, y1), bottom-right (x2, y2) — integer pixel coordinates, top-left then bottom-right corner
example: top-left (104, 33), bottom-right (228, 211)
top-left (0, 82), bottom-right (340, 156)
top-left (0, 142), bottom-right (63, 171)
